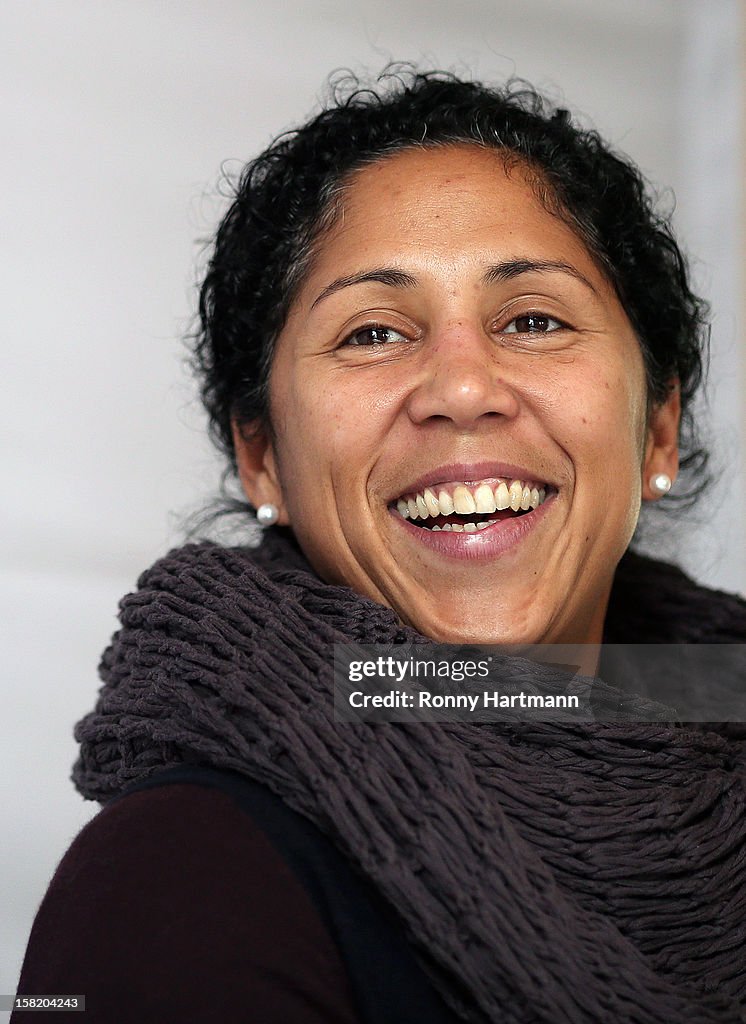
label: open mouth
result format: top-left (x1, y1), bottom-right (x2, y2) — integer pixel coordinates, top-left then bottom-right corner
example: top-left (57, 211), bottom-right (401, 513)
top-left (391, 478), bottom-right (553, 533)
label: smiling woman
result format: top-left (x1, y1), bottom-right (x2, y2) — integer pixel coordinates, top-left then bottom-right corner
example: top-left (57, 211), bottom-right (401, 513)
top-left (241, 144), bottom-right (671, 647)
top-left (13, 71), bottom-right (746, 1024)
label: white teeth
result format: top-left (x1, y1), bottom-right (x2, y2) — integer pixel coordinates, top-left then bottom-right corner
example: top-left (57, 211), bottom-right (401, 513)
top-left (494, 482), bottom-right (510, 510)
top-left (396, 479), bottom-right (551, 520)
top-left (424, 487), bottom-right (440, 516)
top-left (438, 489), bottom-right (454, 515)
top-left (509, 480), bottom-right (523, 512)
top-left (474, 483), bottom-right (497, 514)
top-left (442, 522), bottom-right (453, 531)
top-left (450, 523), bottom-right (464, 533)
top-left (463, 522), bottom-right (478, 532)
top-left (453, 485), bottom-right (477, 514)
top-left (431, 524), bottom-right (441, 531)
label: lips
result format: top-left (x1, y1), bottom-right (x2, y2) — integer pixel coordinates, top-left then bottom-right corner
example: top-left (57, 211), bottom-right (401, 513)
top-left (389, 487), bottom-right (555, 561)
top-left (383, 461), bottom-right (558, 562)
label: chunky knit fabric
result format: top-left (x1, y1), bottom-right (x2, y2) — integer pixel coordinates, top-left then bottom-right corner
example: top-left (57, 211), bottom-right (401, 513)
top-left (73, 530), bottom-right (746, 1024)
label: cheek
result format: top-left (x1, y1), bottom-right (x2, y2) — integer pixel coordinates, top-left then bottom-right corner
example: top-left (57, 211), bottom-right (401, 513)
top-left (591, 348), bottom-right (647, 437)
top-left (554, 361), bottom-right (648, 490)
top-left (276, 374), bottom-right (380, 504)
top-left (579, 366), bottom-right (648, 533)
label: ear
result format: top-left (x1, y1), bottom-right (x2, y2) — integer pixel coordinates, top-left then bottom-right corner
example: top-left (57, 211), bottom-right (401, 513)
top-left (231, 419), bottom-right (290, 525)
top-left (641, 382), bottom-right (681, 501)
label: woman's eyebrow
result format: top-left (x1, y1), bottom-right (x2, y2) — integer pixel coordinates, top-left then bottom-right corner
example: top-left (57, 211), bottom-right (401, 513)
top-left (483, 258), bottom-right (599, 295)
top-left (311, 268), bottom-right (417, 308)
top-left (310, 258), bottom-right (598, 310)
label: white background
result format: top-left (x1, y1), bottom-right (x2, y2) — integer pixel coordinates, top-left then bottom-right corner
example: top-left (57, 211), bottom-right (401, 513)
top-left (2, 0), bottom-right (743, 1006)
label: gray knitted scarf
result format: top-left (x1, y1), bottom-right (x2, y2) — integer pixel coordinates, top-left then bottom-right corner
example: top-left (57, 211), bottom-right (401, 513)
top-left (73, 529), bottom-right (746, 1023)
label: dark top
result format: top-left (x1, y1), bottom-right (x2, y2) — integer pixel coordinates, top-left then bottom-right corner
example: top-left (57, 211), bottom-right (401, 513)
top-left (12, 765), bottom-right (461, 1023)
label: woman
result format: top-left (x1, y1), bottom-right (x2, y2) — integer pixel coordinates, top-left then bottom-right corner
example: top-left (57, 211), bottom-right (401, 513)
top-left (13, 71), bottom-right (746, 1023)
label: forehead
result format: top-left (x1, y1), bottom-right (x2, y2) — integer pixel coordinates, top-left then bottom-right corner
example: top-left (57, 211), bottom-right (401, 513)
top-left (302, 143), bottom-right (602, 288)
top-left (347, 143), bottom-right (534, 205)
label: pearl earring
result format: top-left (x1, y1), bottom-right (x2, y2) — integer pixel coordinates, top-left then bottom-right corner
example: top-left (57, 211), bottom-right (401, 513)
top-left (649, 473), bottom-right (672, 497)
top-left (256, 503), bottom-right (279, 526)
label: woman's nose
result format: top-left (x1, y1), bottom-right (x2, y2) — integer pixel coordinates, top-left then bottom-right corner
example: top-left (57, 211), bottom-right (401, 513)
top-left (405, 322), bottom-right (521, 429)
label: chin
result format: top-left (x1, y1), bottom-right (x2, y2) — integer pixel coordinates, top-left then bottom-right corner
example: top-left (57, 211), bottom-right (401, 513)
top-left (404, 606), bottom-right (546, 647)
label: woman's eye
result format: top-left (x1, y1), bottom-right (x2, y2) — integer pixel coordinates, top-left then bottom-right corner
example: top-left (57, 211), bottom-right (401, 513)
top-left (343, 325), bottom-right (407, 347)
top-left (503, 313), bottom-right (564, 334)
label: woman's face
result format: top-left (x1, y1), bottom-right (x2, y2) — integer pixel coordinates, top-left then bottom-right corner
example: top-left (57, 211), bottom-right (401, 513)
top-left (236, 144), bottom-right (679, 645)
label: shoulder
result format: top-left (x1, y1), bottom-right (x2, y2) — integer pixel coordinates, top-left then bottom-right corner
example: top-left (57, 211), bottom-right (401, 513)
top-left (14, 767), bottom-right (361, 1023)
top-left (607, 549), bottom-right (746, 642)
top-left (16, 766), bottom-right (459, 1024)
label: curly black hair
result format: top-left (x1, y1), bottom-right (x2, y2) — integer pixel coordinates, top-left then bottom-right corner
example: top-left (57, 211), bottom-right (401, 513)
top-left (191, 66), bottom-right (710, 516)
